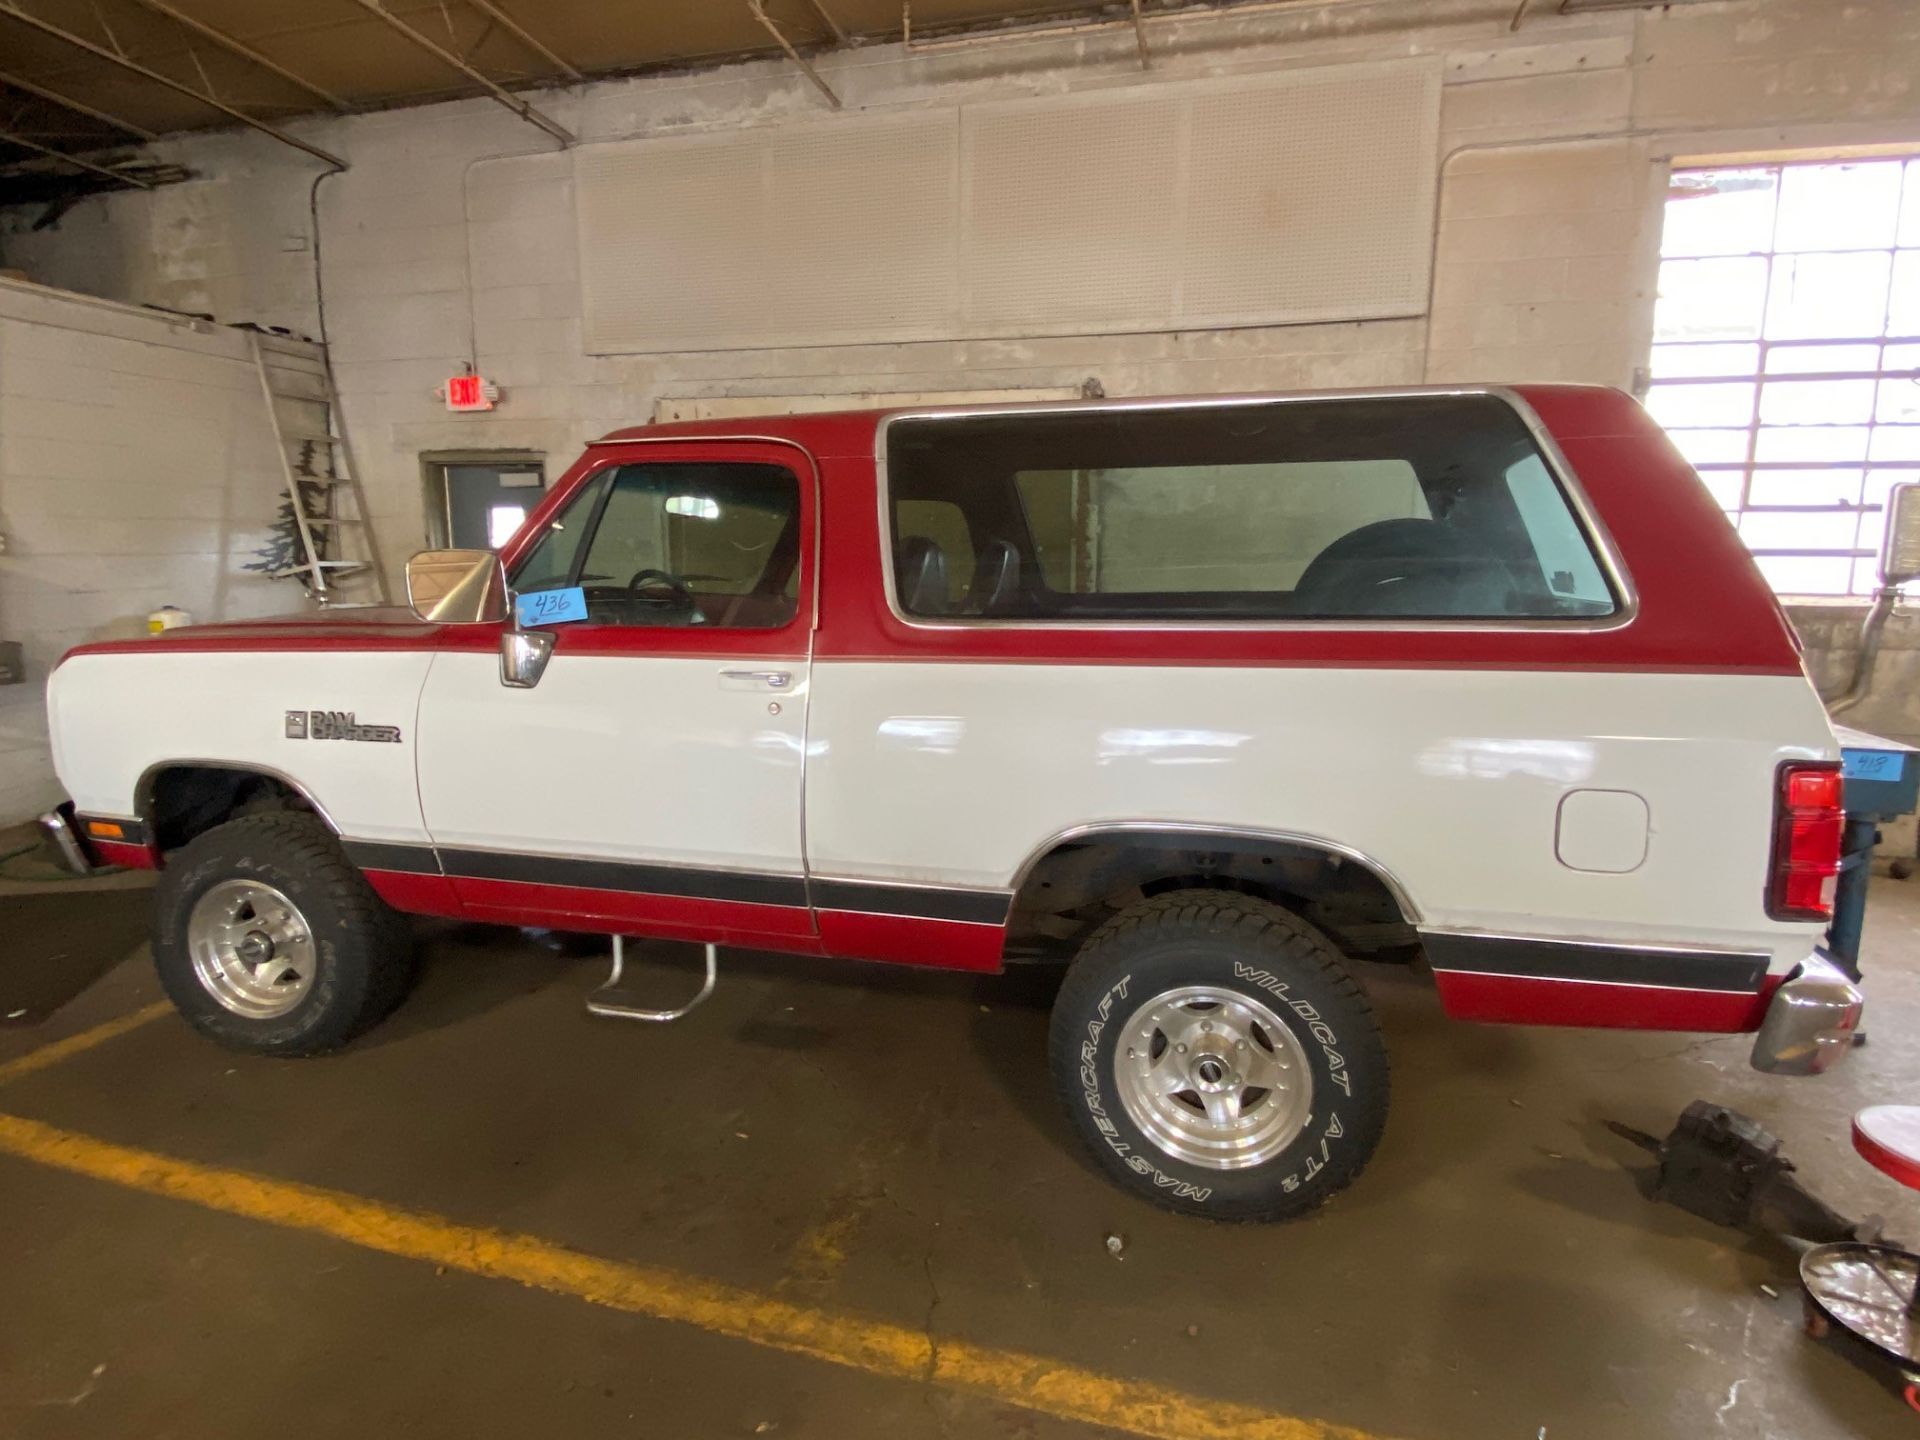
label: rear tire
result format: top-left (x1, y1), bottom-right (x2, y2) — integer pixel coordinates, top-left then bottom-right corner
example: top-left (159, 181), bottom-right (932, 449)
top-left (152, 813), bottom-right (414, 1055)
top-left (1048, 888), bottom-right (1388, 1221)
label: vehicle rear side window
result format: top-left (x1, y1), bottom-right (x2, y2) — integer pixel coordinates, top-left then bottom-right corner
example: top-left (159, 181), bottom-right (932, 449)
top-left (885, 396), bottom-right (1619, 623)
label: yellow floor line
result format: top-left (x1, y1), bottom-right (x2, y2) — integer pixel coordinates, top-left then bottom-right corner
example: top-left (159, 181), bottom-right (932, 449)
top-left (0, 1001), bottom-right (173, 1088)
top-left (0, 1109), bottom-right (1391, 1440)
top-left (777, 1134), bottom-right (901, 1298)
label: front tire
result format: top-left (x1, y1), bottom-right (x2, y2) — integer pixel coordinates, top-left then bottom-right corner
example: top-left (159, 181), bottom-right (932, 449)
top-left (153, 813), bottom-right (414, 1055)
top-left (1048, 889), bottom-right (1388, 1222)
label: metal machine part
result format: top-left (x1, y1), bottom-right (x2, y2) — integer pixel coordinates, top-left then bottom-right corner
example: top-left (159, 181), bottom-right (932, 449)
top-left (1614, 1103), bottom-right (1920, 1408)
top-left (1750, 953), bottom-right (1865, 1075)
top-left (1606, 1100), bottom-right (1865, 1243)
top-left (1826, 481), bottom-right (1920, 717)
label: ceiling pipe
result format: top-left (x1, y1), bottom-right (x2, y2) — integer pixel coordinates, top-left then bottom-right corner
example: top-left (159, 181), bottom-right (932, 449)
top-left (123, 0), bottom-right (351, 111)
top-left (0, 1), bottom-right (347, 168)
top-left (342, 0), bottom-right (574, 145)
top-left (0, 68), bottom-right (159, 140)
top-left (464, 0), bottom-right (583, 82)
top-left (747, 0), bottom-right (841, 110)
top-left (902, 0), bottom-right (1371, 55)
top-left (0, 126), bottom-right (154, 187)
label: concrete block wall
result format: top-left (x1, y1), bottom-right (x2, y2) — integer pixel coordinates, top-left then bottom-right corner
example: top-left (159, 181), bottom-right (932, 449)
top-left (0, 0), bottom-right (1915, 800)
top-left (0, 280), bottom-right (289, 821)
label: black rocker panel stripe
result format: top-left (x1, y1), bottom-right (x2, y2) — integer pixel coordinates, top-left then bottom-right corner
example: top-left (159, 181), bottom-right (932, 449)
top-left (1421, 932), bottom-right (1769, 994)
top-left (343, 839), bottom-right (440, 875)
top-left (344, 840), bottom-right (1009, 924)
top-left (808, 878), bottom-right (1011, 926)
top-left (438, 847), bottom-right (810, 908)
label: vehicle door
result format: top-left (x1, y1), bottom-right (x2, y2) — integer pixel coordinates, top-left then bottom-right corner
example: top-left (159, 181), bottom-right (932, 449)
top-left (414, 441), bottom-right (817, 944)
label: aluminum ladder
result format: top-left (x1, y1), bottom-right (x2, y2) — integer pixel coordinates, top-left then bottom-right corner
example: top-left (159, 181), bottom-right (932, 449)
top-left (247, 330), bottom-right (389, 606)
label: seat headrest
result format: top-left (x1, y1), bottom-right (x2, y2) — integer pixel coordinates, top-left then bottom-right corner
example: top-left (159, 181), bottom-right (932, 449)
top-left (896, 535), bottom-right (951, 615)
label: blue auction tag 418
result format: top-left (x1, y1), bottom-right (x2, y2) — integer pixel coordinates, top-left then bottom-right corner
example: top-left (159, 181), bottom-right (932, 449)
top-left (515, 586), bottom-right (588, 627)
top-left (1842, 748), bottom-right (1903, 782)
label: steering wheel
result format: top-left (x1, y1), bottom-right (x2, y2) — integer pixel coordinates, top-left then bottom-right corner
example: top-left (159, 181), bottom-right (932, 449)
top-left (625, 567), bottom-right (695, 610)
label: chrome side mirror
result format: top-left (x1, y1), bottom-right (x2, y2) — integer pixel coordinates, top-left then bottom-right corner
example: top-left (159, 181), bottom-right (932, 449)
top-left (500, 628), bottom-right (554, 689)
top-left (405, 549), bottom-right (508, 624)
top-left (1881, 482), bottom-right (1920, 587)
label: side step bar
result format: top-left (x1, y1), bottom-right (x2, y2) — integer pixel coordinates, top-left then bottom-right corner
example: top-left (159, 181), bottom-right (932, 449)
top-left (586, 936), bottom-right (717, 1023)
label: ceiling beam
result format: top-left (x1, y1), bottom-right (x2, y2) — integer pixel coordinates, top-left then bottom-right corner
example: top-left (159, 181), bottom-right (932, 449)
top-left (0, 1), bottom-right (347, 168)
top-left (0, 126), bottom-right (154, 188)
top-left (0, 67), bottom-right (159, 140)
top-left (343, 0), bottom-right (574, 145)
top-left (463, 0), bottom-right (582, 82)
top-left (805, 0), bottom-right (846, 45)
top-left (123, 0), bottom-right (351, 112)
top-left (747, 0), bottom-right (840, 110)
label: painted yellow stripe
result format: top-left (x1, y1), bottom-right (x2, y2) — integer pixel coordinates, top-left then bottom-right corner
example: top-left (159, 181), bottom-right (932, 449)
top-left (0, 1108), bottom-right (1390, 1440)
top-left (0, 1001), bottom-right (172, 1088)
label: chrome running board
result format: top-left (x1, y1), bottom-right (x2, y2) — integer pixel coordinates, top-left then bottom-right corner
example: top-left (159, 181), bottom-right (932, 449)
top-left (585, 936), bottom-right (717, 1023)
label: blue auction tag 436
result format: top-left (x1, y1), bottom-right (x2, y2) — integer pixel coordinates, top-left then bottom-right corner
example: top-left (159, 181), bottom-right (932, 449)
top-left (515, 586), bottom-right (588, 627)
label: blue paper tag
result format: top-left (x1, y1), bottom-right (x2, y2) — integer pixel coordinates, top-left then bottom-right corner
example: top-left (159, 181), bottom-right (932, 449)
top-left (515, 586), bottom-right (588, 627)
top-left (1842, 748), bottom-right (1903, 782)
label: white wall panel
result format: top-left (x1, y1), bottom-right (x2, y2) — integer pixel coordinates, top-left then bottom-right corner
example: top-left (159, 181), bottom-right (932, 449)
top-left (576, 58), bottom-right (1440, 355)
top-left (577, 109), bottom-right (959, 354)
top-left (959, 91), bottom-right (1185, 334)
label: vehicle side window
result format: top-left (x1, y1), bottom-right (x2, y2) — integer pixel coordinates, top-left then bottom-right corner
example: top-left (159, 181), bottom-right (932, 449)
top-left (510, 462), bottom-right (800, 629)
top-left (886, 396), bottom-right (1619, 623)
top-left (1016, 462), bottom-right (1429, 595)
top-left (512, 471), bottom-right (609, 595)
top-left (1503, 454), bottom-right (1612, 607)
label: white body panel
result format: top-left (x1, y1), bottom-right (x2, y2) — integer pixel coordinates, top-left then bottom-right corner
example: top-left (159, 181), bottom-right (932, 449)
top-left (803, 662), bottom-right (1837, 975)
top-left (46, 647), bottom-right (1837, 981)
top-left (414, 650), bottom-right (807, 873)
top-left (48, 650), bottom-right (436, 843)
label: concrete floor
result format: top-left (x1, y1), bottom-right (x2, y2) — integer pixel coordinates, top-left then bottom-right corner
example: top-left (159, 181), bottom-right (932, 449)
top-left (1, 834), bottom-right (1916, 1440)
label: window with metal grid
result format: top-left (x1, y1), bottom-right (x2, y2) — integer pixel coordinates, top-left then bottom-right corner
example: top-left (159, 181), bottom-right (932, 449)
top-left (1647, 157), bottom-right (1920, 596)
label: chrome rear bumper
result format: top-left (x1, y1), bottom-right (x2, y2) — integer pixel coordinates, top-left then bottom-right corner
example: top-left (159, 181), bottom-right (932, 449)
top-left (36, 803), bottom-right (98, 877)
top-left (1750, 953), bottom-right (1863, 1076)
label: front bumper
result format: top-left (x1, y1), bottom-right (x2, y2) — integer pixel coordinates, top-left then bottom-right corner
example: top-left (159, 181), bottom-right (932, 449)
top-left (36, 802), bottom-right (99, 876)
top-left (1750, 952), bottom-right (1863, 1076)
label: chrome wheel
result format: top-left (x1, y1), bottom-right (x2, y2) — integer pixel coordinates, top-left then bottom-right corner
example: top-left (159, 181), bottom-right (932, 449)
top-left (187, 879), bottom-right (316, 1020)
top-left (1113, 985), bottom-right (1313, 1170)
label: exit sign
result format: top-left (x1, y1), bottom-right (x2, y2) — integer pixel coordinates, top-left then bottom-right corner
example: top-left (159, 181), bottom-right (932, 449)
top-left (441, 372), bottom-right (498, 412)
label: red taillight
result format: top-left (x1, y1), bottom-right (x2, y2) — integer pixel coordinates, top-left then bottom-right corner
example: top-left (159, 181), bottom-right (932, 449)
top-left (1767, 762), bottom-right (1844, 922)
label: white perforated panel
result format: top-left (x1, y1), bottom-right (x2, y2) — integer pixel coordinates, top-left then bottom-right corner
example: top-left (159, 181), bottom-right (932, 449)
top-left (1182, 64), bottom-right (1440, 326)
top-left (577, 110), bottom-right (958, 354)
top-left (960, 94), bottom-right (1184, 333)
top-left (576, 59), bottom-right (1440, 355)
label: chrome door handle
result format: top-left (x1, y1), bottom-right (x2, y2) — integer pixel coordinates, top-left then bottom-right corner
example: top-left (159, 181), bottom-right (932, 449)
top-left (719, 668), bottom-right (791, 690)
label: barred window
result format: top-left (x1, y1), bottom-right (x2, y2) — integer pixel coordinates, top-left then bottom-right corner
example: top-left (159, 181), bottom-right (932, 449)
top-left (1648, 157), bottom-right (1920, 596)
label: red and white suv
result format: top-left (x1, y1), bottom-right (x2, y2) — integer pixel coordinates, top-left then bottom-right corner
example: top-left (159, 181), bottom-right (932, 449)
top-left (42, 385), bottom-right (1862, 1219)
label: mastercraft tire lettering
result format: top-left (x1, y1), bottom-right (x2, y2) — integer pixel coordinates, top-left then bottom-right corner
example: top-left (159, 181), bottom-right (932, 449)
top-left (1048, 890), bottom-right (1389, 1221)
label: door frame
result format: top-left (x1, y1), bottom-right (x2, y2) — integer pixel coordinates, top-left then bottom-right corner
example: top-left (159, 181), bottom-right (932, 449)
top-left (419, 449), bottom-right (547, 549)
top-left (415, 437), bottom-right (826, 946)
